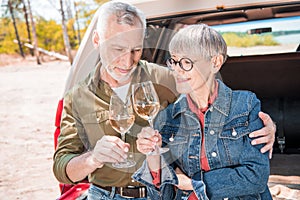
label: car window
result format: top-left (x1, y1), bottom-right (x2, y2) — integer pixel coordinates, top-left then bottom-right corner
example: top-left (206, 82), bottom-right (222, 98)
top-left (212, 16), bottom-right (300, 56)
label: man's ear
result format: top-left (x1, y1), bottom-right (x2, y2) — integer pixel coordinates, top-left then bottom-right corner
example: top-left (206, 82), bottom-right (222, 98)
top-left (211, 55), bottom-right (224, 73)
top-left (92, 30), bottom-right (100, 48)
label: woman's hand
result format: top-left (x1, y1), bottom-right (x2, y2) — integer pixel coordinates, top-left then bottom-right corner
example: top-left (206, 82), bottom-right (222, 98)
top-left (136, 127), bottom-right (162, 155)
top-left (137, 127), bottom-right (162, 171)
top-left (175, 167), bottom-right (193, 191)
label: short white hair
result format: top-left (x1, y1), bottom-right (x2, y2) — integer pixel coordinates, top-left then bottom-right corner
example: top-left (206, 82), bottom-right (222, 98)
top-left (96, 1), bottom-right (146, 38)
top-left (169, 24), bottom-right (227, 63)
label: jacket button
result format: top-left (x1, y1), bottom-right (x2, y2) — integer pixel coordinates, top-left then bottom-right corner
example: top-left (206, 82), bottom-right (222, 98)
top-left (189, 155), bottom-right (197, 159)
top-left (209, 130), bottom-right (215, 135)
top-left (232, 128), bottom-right (237, 136)
top-left (211, 152), bottom-right (217, 157)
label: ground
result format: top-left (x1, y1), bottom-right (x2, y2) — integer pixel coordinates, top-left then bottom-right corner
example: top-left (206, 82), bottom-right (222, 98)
top-left (0, 55), bottom-right (69, 199)
top-left (0, 54), bottom-right (299, 199)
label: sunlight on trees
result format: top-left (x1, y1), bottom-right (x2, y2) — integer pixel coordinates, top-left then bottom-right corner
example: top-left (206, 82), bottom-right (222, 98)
top-left (0, 0), bottom-right (106, 60)
top-left (222, 32), bottom-right (279, 47)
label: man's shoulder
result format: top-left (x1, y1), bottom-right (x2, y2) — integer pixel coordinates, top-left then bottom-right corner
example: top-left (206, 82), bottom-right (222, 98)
top-left (64, 74), bottom-right (92, 99)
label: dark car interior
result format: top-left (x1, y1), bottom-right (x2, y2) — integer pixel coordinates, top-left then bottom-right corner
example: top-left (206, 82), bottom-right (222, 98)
top-left (141, 1), bottom-right (300, 181)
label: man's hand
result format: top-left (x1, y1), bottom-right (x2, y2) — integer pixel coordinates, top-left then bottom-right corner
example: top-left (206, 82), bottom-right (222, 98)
top-left (175, 168), bottom-right (193, 191)
top-left (91, 135), bottom-right (130, 166)
top-left (249, 111), bottom-right (276, 159)
top-left (66, 135), bottom-right (129, 182)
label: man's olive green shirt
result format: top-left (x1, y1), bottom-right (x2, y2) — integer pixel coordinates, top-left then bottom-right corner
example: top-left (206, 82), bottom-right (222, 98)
top-left (53, 60), bottom-right (177, 187)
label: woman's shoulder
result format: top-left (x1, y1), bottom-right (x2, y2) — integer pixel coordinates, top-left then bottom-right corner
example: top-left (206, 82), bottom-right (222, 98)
top-left (156, 95), bottom-right (187, 120)
top-left (231, 89), bottom-right (260, 105)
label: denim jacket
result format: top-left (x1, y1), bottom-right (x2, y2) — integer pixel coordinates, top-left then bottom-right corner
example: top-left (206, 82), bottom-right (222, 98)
top-left (133, 80), bottom-right (272, 200)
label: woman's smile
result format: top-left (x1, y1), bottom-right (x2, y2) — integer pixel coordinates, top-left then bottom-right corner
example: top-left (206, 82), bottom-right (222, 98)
top-left (176, 76), bottom-right (191, 84)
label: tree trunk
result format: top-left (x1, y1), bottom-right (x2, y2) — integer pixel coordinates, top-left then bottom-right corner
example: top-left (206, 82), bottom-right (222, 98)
top-left (22, 0), bottom-right (34, 56)
top-left (60, 0), bottom-right (73, 64)
top-left (26, 0), bottom-right (41, 64)
top-left (66, 0), bottom-right (76, 45)
top-left (8, 0), bottom-right (25, 58)
top-left (74, 2), bottom-right (81, 44)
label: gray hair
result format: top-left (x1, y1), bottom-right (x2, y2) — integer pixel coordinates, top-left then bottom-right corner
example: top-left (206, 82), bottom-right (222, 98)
top-left (169, 24), bottom-right (227, 63)
top-left (96, 1), bottom-right (146, 38)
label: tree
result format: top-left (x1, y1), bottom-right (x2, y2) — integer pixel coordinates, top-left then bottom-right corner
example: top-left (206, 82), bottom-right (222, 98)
top-left (74, 1), bottom-right (81, 44)
top-left (21, 0), bottom-right (33, 56)
top-left (7, 0), bottom-right (25, 58)
top-left (59, 0), bottom-right (73, 64)
top-left (26, 0), bottom-right (41, 64)
top-left (0, 0), bottom-right (100, 56)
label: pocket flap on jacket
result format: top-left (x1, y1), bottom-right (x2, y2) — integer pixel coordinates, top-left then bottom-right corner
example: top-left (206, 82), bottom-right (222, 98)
top-left (219, 121), bottom-right (249, 139)
top-left (161, 131), bottom-right (188, 145)
top-left (81, 110), bottom-right (109, 124)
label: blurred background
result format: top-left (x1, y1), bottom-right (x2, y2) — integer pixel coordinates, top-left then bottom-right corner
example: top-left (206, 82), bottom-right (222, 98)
top-left (0, 0), bottom-right (107, 65)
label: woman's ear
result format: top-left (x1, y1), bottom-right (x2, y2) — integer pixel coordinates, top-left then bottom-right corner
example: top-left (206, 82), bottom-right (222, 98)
top-left (92, 30), bottom-right (100, 48)
top-left (211, 55), bottom-right (224, 73)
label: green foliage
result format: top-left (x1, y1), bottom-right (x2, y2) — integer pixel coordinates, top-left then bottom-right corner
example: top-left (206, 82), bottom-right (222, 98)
top-left (221, 32), bottom-right (279, 47)
top-left (0, 0), bottom-right (108, 55)
top-left (0, 17), bottom-right (24, 54)
top-left (36, 18), bottom-right (65, 52)
top-left (0, 16), bottom-right (83, 54)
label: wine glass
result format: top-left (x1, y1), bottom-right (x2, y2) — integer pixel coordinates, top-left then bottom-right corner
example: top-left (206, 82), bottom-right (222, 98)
top-left (132, 81), bottom-right (169, 155)
top-left (109, 94), bottom-right (136, 168)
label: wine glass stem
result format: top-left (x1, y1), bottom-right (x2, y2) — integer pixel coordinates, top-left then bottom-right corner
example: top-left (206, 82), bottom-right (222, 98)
top-left (121, 133), bottom-right (126, 141)
top-left (147, 117), bottom-right (160, 154)
top-left (148, 118), bottom-right (154, 128)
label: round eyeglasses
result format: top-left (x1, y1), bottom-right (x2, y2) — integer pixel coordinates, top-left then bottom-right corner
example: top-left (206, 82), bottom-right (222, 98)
top-left (166, 57), bottom-right (194, 72)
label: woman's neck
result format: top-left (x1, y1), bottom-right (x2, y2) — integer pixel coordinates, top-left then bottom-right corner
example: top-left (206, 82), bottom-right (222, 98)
top-left (189, 79), bottom-right (216, 109)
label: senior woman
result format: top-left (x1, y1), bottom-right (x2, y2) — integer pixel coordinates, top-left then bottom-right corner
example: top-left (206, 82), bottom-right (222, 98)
top-left (133, 24), bottom-right (272, 200)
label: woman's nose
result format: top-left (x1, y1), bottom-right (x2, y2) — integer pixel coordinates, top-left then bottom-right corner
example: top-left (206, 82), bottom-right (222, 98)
top-left (174, 63), bottom-right (185, 74)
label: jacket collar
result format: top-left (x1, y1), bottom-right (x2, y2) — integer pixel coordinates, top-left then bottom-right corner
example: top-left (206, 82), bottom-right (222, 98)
top-left (172, 80), bottom-right (232, 118)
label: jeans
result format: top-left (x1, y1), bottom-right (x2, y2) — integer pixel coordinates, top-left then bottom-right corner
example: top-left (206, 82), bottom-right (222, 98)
top-left (87, 184), bottom-right (148, 200)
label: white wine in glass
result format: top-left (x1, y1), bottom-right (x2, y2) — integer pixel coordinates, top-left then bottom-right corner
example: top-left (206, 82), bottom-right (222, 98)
top-left (109, 94), bottom-right (136, 168)
top-left (132, 81), bottom-right (169, 155)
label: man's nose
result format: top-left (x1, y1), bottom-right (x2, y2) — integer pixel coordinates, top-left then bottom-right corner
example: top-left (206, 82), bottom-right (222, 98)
top-left (120, 51), bottom-right (134, 67)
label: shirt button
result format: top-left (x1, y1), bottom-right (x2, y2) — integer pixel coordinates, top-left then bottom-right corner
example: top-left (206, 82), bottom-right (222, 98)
top-left (211, 152), bottom-right (217, 157)
top-left (209, 130), bottom-right (215, 135)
